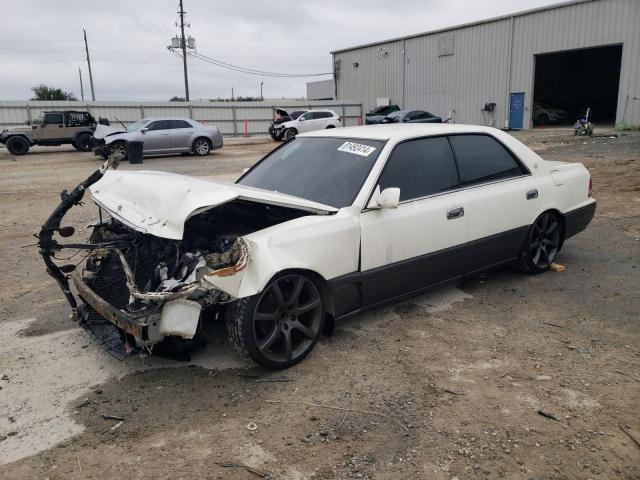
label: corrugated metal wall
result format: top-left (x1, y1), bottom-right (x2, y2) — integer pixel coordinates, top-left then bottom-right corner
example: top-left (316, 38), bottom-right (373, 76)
top-left (334, 0), bottom-right (640, 128)
top-left (0, 100), bottom-right (363, 135)
top-left (306, 79), bottom-right (335, 100)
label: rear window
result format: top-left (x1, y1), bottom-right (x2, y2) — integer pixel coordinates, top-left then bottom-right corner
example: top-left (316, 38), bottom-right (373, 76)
top-left (238, 137), bottom-right (385, 208)
top-left (43, 113), bottom-right (63, 124)
top-left (449, 134), bottom-right (526, 186)
top-left (170, 120), bottom-right (192, 129)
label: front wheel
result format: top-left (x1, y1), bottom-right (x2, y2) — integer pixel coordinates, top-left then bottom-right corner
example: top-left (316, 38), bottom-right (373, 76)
top-left (192, 137), bottom-right (211, 156)
top-left (225, 273), bottom-right (325, 369)
top-left (517, 212), bottom-right (561, 273)
top-left (108, 141), bottom-right (127, 162)
top-left (283, 128), bottom-right (297, 142)
top-left (6, 136), bottom-right (30, 155)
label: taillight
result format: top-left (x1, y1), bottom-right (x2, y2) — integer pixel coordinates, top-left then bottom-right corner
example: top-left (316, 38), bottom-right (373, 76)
top-left (337, 117), bottom-right (342, 122)
top-left (588, 176), bottom-right (592, 197)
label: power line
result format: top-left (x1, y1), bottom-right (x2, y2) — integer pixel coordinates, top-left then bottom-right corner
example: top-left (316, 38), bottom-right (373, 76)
top-left (181, 50), bottom-right (332, 78)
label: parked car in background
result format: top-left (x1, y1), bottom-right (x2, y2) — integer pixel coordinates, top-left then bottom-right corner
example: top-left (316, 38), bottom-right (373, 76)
top-left (269, 108), bottom-right (308, 140)
top-left (45, 123), bottom-right (595, 368)
top-left (1, 110), bottom-right (98, 155)
top-left (365, 104), bottom-right (400, 124)
top-left (532, 102), bottom-right (569, 126)
top-left (93, 117), bottom-right (223, 161)
top-left (270, 110), bottom-right (342, 141)
top-left (375, 109), bottom-right (443, 124)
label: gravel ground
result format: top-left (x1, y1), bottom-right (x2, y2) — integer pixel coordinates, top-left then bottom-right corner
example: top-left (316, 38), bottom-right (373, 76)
top-left (0, 128), bottom-right (638, 479)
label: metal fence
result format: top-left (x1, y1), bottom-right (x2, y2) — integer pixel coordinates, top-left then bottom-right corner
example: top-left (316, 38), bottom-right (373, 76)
top-left (0, 100), bottom-right (363, 136)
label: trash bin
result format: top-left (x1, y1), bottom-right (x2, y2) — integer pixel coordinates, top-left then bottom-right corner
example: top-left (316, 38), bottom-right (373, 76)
top-left (127, 141), bottom-right (144, 164)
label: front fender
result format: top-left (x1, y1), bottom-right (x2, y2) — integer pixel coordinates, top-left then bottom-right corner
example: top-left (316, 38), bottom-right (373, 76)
top-left (202, 209), bottom-right (361, 299)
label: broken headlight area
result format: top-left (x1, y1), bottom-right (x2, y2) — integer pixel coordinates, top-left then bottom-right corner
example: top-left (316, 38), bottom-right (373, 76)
top-left (72, 217), bottom-right (249, 353)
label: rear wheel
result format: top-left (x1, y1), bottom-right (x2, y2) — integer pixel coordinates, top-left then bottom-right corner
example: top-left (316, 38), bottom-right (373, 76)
top-left (74, 133), bottom-right (92, 152)
top-left (225, 273), bottom-right (325, 369)
top-left (6, 136), bottom-right (30, 155)
top-left (192, 137), bottom-right (211, 156)
top-left (517, 212), bottom-right (561, 273)
top-left (283, 128), bottom-right (297, 142)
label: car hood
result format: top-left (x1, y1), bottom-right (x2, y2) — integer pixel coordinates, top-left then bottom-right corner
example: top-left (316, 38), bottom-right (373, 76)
top-left (90, 170), bottom-right (337, 240)
top-left (2, 125), bottom-right (32, 134)
top-left (93, 124), bottom-right (128, 140)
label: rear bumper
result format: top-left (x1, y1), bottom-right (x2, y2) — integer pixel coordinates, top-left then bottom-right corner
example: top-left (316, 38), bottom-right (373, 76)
top-left (564, 200), bottom-right (596, 240)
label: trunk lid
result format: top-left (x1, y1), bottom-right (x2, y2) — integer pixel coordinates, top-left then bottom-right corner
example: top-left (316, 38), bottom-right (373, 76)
top-left (90, 170), bottom-right (337, 240)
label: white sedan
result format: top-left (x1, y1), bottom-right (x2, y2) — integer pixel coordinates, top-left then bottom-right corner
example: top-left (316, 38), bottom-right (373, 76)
top-left (45, 124), bottom-right (595, 368)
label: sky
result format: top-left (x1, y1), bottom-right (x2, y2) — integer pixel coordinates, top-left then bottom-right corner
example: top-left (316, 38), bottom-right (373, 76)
top-left (1, 0), bottom-right (567, 101)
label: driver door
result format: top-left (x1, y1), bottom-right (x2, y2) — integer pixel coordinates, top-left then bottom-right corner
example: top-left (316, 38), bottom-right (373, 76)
top-left (297, 112), bottom-right (316, 133)
top-left (40, 112), bottom-right (65, 140)
top-left (142, 120), bottom-right (173, 153)
top-left (359, 136), bottom-right (469, 306)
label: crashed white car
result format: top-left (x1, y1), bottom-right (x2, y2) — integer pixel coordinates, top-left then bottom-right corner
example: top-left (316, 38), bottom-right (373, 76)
top-left (39, 124), bottom-right (595, 368)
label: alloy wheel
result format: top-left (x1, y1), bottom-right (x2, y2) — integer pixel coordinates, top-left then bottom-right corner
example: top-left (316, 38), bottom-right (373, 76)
top-left (252, 274), bottom-right (323, 364)
top-left (530, 213), bottom-right (560, 269)
top-left (195, 139), bottom-right (210, 155)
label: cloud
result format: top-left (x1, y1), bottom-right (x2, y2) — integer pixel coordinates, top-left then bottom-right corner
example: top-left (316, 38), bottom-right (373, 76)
top-left (0, 0), bottom-right (562, 100)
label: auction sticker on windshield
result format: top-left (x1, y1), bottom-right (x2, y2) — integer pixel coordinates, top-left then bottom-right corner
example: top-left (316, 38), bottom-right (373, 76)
top-left (337, 142), bottom-right (377, 157)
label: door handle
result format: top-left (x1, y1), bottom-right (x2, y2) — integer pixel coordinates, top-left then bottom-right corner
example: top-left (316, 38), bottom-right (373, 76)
top-left (447, 206), bottom-right (464, 220)
top-left (526, 189), bottom-right (539, 200)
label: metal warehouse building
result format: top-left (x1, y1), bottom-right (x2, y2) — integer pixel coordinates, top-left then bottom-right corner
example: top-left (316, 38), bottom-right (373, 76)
top-left (330, 0), bottom-right (640, 129)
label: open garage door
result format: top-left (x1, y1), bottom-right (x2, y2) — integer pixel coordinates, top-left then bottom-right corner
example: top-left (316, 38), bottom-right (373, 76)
top-left (532, 45), bottom-right (622, 127)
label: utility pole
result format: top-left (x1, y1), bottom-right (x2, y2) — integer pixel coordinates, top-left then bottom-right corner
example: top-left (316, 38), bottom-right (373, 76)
top-left (260, 81), bottom-right (264, 101)
top-left (231, 87), bottom-right (234, 101)
top-left (83, 29), bottom-right (96, 101)
top-left (179, 0), bottom-right (190, 101)
top-left (78, 68), bottom-right (84, 101)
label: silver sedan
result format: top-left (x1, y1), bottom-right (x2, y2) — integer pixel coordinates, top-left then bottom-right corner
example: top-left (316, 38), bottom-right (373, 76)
top-left (99, 118), bottom-right (223, 159)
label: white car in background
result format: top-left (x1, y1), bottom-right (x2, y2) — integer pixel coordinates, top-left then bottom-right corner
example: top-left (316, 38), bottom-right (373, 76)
top-left (43, 124), bottom-right (595, 368)
top-left (271, 109), bottom-right (342, 141)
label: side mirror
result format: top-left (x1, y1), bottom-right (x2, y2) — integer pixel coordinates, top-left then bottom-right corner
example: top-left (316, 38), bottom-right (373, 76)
top-left (367, 185), bottom-right (400, 210)
top-left (298, 117), bottom-right (306, 122)
top-left (140, 127), bottom-right (148, 133)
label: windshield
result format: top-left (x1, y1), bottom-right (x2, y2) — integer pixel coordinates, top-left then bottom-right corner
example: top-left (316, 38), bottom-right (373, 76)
top-left (128, 119), bottom-right (149, 131)
top-left (238, 137), bottom-right (385, 208)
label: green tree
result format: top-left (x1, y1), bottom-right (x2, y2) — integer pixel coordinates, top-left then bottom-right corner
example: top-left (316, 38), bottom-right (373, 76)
top-left (170, 96), bottom-right (186, 102)
top-left (31, 84), bottom-right (77, 101)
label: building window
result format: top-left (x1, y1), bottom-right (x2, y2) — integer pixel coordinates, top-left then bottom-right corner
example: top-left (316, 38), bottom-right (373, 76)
top-left (437, 32), bottom-right (454, 57)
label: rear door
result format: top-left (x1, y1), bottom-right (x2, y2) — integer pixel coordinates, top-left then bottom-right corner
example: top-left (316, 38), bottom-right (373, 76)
top-left (143, 120), bottom-right (173, 153)
top-left (448, 133), bottom-right (538, 273)
top-left (169, 119), bottom-right (195, 151)
top-left (359, 136), bottom-right (468, 306)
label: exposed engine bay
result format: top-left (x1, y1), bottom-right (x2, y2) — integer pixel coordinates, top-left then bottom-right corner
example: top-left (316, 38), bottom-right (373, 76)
top-left (37, 157), bottom-right (313, 356)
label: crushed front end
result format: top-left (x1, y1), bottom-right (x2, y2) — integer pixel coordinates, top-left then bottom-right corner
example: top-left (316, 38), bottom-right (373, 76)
top-left (71, 218), bottom-right (248, 349)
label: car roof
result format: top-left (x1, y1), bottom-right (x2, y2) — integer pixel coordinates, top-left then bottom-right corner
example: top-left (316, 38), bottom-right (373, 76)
top-left (298, 123), bottom-right (501, 141)
top-left (141, 117), bottom-right (194, 122)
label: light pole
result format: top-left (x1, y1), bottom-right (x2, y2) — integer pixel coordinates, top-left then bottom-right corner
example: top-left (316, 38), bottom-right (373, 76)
top-left (260, 81), bottom-right (264, 101)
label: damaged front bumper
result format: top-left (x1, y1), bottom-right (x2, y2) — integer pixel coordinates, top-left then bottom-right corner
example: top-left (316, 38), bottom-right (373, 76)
top-left (71, 239), bottom-right (249, 347)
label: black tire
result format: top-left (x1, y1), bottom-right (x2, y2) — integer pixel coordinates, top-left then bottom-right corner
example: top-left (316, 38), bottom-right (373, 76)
top-left (225, 272), bottom-right (325, 369)
top-left (192, 137), bottom-right (211, 156)
top-left (537, 113), bottom-right (550, 126)
top-left (517, 211), bottom-right (562, 274)
top-left (6, 136), bottom-right (30, 155)
top-left (108, 141), bottom-right (127, 162)
top-left (74, 133), bottom-right (92, 152)
top-left (283, 128), bottom-right (297, 142)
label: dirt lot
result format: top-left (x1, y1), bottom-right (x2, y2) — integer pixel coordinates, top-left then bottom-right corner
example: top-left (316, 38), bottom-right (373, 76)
top-left (0, 129), bottom-right (638, 479)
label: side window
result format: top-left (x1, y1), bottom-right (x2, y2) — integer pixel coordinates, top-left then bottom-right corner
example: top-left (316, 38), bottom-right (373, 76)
top-left (300, 112), bottom-right (313, 121)
top-left (315, 112), bottom-right (332, 119)
top-left (43, 113), bottom-right (63, 124)
top-left (170, 120), bottom-right (191, 129)
top-left (66, 112), bottom-right (90, 127)
top-left (147, 120), bottom-right (171, 131)
top-left (449, 135), bottom-right (526, 186)
top-left (378, 137), bottom-right (460, 202)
